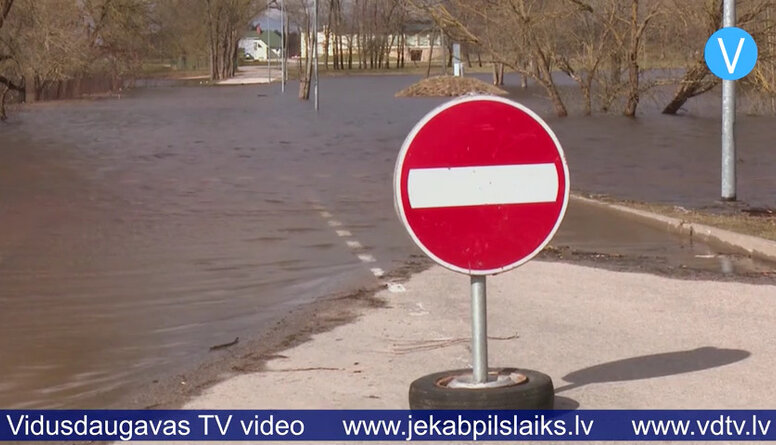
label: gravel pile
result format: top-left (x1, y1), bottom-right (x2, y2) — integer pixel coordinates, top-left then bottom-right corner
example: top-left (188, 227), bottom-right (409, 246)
top-left (396, 75), bottom-right (508, 97)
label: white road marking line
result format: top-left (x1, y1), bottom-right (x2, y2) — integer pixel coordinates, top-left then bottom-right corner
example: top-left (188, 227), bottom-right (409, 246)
top-left (357, 254), bottom-right (376, 263)
top-left (346, 240), bottom-right (363, 249)
top-left (407, 163), bottom-right (559, 209)
top-left (314, 206), bottom-right (392, 285)
top-left (387, 282), bottom-right (406, 293)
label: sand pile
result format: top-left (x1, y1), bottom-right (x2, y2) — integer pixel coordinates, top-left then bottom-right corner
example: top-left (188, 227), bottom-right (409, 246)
top-left (396, 75), bottom-right (508, 97)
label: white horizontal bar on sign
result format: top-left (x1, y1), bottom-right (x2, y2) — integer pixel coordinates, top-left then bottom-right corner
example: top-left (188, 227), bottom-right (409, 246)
top-left (407, 163), bottom-right (559, 209)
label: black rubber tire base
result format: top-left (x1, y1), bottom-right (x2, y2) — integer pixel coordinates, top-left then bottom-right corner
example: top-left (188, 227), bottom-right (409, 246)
top-left (409, 368), bottom-right (554, 410)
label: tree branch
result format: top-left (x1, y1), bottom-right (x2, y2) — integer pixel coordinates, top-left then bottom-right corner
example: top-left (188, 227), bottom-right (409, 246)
top-left (0, 74), bottom-right (23, 92)
top-left (0, 0), bottom-right (14, 31)
top-left (566, 0), bottom-right (593, 14)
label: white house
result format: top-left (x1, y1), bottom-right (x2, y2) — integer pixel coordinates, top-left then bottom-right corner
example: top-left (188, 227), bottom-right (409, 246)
top-left (300, 28), bottom-right (442, 63)
top-left (239, 30), bottom-right (282, 61)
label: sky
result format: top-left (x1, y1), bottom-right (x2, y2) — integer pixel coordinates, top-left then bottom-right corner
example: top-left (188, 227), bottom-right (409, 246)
top-left (253, 8), bottom-right (282, 31)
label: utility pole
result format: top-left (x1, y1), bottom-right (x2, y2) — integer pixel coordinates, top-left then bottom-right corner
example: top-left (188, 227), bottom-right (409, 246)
top-left (721, 0), bottom-right (736, 201)
top-left (281, 0), bottom-right (286, 93)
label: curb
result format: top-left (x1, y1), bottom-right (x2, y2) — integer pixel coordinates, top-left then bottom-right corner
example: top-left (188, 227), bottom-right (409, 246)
top-left (571, 195), bottom-right (776, 264)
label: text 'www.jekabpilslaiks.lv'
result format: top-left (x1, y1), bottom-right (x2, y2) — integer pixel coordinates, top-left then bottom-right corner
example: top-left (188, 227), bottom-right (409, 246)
top-left (342, 414), bottom-right (594, 441)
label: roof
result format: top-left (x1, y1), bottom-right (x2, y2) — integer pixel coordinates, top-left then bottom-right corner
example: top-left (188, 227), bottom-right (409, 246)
top-left (242, 30), bottom-right (283, 47)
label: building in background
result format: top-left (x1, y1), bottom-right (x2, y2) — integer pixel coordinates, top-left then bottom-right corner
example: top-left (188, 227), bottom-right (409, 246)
top-left (239, 30), bottom-right (283, 61)
top-left (300, 23), bottom-right (441, 64)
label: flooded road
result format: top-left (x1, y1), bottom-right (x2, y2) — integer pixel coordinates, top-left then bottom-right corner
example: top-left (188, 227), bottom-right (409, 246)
top-left (1, 75), bottom-right (774, 408)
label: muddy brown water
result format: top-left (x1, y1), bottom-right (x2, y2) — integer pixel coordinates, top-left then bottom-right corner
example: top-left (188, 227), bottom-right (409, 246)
top-left (1, 75), bottom-right (774, 408)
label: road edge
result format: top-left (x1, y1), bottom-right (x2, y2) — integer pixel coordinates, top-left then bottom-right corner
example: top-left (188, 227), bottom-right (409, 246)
top-left (572, 194), bottom-right (776, 264)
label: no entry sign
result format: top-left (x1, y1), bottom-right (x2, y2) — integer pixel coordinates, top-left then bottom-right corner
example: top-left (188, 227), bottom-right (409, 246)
top-left (394, 96), bottom-right (569, 275)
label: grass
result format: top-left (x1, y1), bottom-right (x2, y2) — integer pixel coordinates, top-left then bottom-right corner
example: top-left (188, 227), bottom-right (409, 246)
top-left (139, 62), bottom-right (209, 79)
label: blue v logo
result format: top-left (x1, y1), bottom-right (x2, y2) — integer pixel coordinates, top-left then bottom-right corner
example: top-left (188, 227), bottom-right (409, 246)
top-left (705, 27), bottom-right (758, 80)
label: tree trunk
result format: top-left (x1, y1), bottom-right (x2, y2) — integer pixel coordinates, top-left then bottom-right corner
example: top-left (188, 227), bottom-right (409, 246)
top-left (624, 0), bottom-right (644, 117)
top-left (544, 81), bottom-right (568, 117)
top-left (396, 34), bottom-right (403, 68)
top-left (377, 37), bottom-right (385, 68)
top-left (323, 33), bottom-right (330, 70)
top-left (386, 35), bottom-right (395, 69)
top-left (338, 34), bottom-right (345, 69)
top-left (0, 84), bottom-right (9, 121)
top-left (323, 5), bottom-right (331, 70)
top-left (623, 51), bottom-right (639, 117)
top-left (334, 0), bottom-right (344, 70)
top-left (299, 47), bottom-right (313, 100)
top-left (662, 61), bottom-right (718, 114)
top-left (347, 35), bottom-right (353, 69)
top-left (492, 63), bottom-right (504, 85)
top-left (425, 31), bottom-right (436, 78)
top-left (582, 79), bottom-right (593, 116)
top-left (534, 49), bottom-right (567, 117)
top-left (440, 31), bottom-right (446, 75)
top-left (22, 72), bottom-right (34, 103)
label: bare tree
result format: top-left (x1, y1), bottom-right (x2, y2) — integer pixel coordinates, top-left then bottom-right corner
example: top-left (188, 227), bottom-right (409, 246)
top-left (422, 0), bottom-right (572, 116)
top-left (148, 0), bottom-right (210, 71)
top-left (621, 0), bottom-right (661, 117)
top-left (661, 0), bottom-right (772, 114)
top-left (202, 0), bottom-right (266, 80)
top-left (556, 0), bottom-right (619, 115)
top-left (0, 0), bottom-right (19, 119)
top-left (286, 0), bottom-right (314, 98)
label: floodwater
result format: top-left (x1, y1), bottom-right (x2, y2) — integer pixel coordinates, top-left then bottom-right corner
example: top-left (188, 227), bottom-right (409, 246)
top-left (1, 74), bottom-right (774, 408)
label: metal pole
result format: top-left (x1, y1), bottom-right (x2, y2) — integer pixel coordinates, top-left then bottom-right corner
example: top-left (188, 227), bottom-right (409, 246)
top-left (471, 275), bottom-right (488, 384)
top-left (267, 27), bottom-right (272, 84)
top-left (313, 0), bottom-right (319, 111)
top-left (281, 0), bottom-right (286, 93)
top-left (722, 0), bottom-right (736, 201)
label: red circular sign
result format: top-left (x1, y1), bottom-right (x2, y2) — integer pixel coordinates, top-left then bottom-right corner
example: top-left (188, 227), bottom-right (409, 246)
top-left (394, 96), bottom-right (569, 275)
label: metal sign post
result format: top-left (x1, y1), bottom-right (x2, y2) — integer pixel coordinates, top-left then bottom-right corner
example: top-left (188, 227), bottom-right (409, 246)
top-left (704, 0), bottom-right (757, 203)
top-left (721, 0), bottom-right (736, 201)
top-left (281, 0), bottom-right (286, 93)
top-left (470, 275), bottom-right (488, 384)
top-left (267, 27), bottom-right (272, 84)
